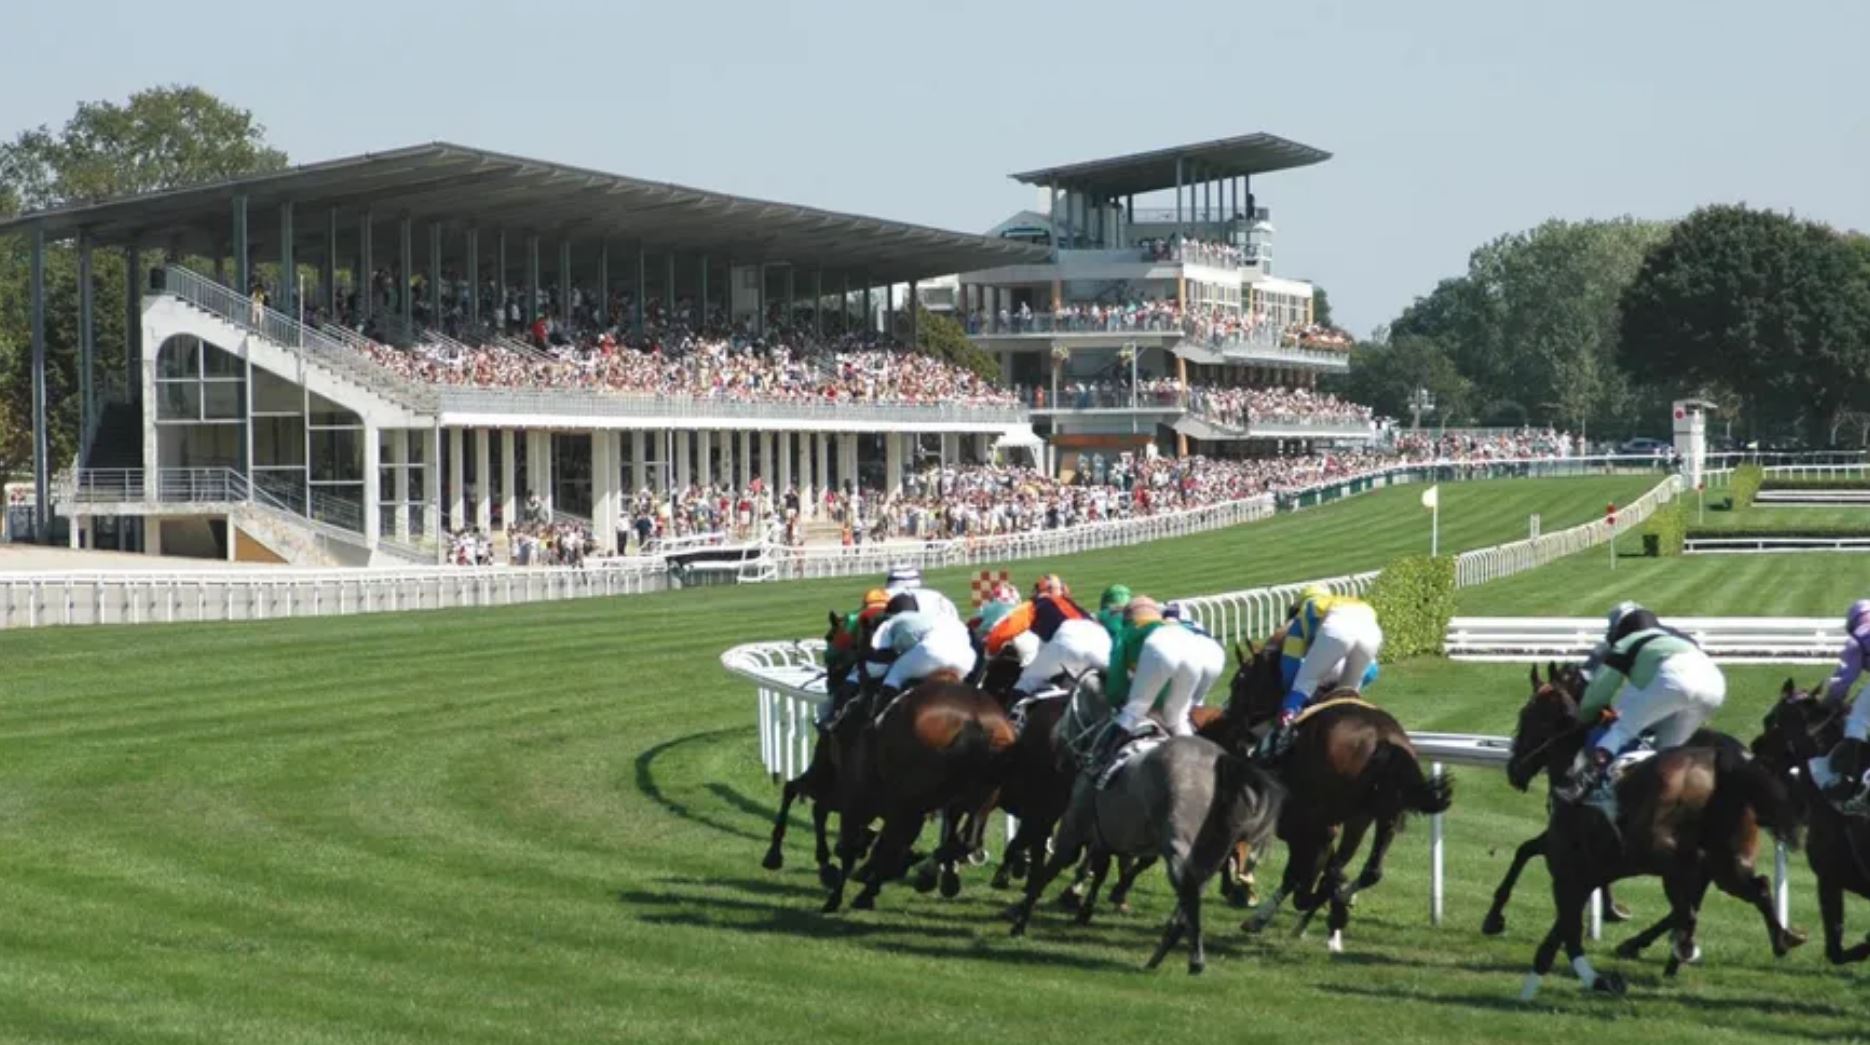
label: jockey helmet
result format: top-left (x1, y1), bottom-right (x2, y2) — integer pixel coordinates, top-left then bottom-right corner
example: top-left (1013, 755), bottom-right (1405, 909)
top-left (1126, 595), bottom-right (1163, 623)
top-left (1606, 600), bottom-right (1642, 640)
top-left (1032, 573), bottom-right (1067, 598)
top-left (974, 600), bottom-right (1017, 640)
top-left (885, 592), bottom-right (919, 617)
top-left (988, 580), bottom-right (1021, 605)
top-left (1099, 584), bottom-right (1133, 611)
top-left (1297, 584), bottom-right (1331, 605)
top-left (884, 564), bottom-right (922, 590)
top-left (1848, 599), bottom-right (1870, 632)
top-left (1163, 601), bottom-right (1186, 620)
top-left (861, 588), bottom-right (890, 609)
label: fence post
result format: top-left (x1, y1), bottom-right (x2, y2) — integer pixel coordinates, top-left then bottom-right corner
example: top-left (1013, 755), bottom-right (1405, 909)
top-left (1429, 762), bottom-right (1445, 926)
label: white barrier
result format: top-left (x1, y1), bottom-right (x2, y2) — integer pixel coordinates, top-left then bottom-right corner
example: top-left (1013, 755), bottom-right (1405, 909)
top-left (1453, 475), bottom-right (1681, 588)
top-left (1445, 616), bottom-right (1842, 663)
top-left (1688, 536), bottom-right (1870, 554)
top-left (0, 560), bottom-right (669, 629)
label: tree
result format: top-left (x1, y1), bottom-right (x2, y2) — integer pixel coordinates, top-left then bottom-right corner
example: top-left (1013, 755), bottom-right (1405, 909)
top-left (1310, 285), bottom-right (1333, 328)
top-left (1619, 205), bottom-right (1870, 445)
top-left (1327, 335), bottom-right (1474, 428)
top-left (894, 305), bottom-right (1001, 382)
top-left (1388, 218), bottom-right (1668, 437)
top-left (0, 86), bottom-right (287, 480)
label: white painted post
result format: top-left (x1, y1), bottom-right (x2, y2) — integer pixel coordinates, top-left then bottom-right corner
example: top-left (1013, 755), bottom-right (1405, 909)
top-left (1774, 841), bottom-right (1790, 927)
top-left (1590, 890), bottom-right (1603, 940)
top-left (1429, 762), bottom-right (1445, 926)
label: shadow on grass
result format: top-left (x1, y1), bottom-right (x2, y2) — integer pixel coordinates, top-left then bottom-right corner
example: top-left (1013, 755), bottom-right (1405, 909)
top-left (632, 728), bottom-right (769, 843)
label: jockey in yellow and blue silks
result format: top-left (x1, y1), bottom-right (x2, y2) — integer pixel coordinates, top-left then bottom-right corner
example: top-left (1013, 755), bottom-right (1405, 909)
top-left (1279, 585), bottom-right (1384, 727)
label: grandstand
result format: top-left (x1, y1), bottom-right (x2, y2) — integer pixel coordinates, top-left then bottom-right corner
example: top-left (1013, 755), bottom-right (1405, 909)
top-left (2, 143), bottom-right (1049, 565)
top-left (955, 132), bottom-right (1365, 465)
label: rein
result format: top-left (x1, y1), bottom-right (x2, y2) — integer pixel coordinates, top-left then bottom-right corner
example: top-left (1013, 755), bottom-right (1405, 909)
top-left (1513, 685), bottom-right (1588, 777)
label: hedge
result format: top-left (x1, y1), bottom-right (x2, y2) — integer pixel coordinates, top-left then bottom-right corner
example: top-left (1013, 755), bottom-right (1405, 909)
top-left (1686, 527), bottom-right (1870, 539)
top-left (1642, 500), bottom-right (1688, 556)
top-left (1759, 476), bottom-right (1870, 491)
top-left (1730, 464), bottom-right (1763, 509)
top-left (1369, 554), bottom-right (1455, 658)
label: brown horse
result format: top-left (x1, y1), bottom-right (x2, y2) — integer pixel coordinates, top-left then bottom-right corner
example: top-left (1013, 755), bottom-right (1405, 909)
top-left (822, 671), bottom-right (1018, 912)
top-left (1223, 640), bottom-right (1453, 953)
top-left (1509, 666), bottom-right (1805, 999)
top-left (762, 611), bottom-right (868, 888)
top-left (1752, 681), bottom-right (1870, 965)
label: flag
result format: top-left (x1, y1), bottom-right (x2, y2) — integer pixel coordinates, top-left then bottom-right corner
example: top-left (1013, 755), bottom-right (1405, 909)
top-left (1421, 486), bottom-right (1440, 510)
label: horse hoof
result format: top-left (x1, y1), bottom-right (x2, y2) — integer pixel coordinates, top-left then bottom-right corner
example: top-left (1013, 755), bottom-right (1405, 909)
top-left (939, 871), bottom-right (962, 899)
top-left (1055, 890), bottom-right (1083, 913)
top-left (1481, 911), bottom-right (1507, 937)
top-left (1008, 917), bottom-right (1029, 938)
top-left (967, 847), bottom-right (990, 868)
top-left (1112, 900), bottom-right (1133, 916)
top-left (1242, 915), bottom-right (1269, 935)
top-left (1075, 906), bottom-right (1095, 927)
top-left (1589, 972), bottom-right (1627, 997)
top-left (1327, 930), bottom-right (1344, 955)
top-left (990, 871), bottom-right (1012, 891)
top-left (1188, 959), bottom-right (1205, 976)
top-left (1606, 901), bottom-right (1633, 924)
top-left (821, 894), bottom-right (843, 915)
top-left (761, 848), bottom-right (784, 872)
top-left (1777, 928), bottom-right (1809, 955)
top-left (818, 865), bottom-right (842, 890)
top-left (1615, 939), bottom-right (1645, 960)
top-left (852, 892), bottom-right (876, 911)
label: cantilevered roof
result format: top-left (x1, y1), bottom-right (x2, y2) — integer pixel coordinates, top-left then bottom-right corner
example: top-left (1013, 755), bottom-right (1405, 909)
top-left (0, 142), bottom-right (1047, 284)
top-left (1010, 133), bottom-right (1330, 197)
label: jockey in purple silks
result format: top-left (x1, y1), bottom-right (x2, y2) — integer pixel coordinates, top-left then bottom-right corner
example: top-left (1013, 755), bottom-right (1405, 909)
top-left (1810, 599), bottom-right (1870, 814)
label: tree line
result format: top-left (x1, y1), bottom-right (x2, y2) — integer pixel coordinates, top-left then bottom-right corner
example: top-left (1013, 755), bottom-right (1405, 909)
top-left (1329, 210), bottom-right (1870, 446)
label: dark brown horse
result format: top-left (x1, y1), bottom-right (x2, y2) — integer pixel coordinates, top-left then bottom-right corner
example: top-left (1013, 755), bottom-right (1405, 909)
top-left (1223, 640), bottom-right (1454, 953)
top-left (762, 611), bottom-right (868, 887)
top-left (1752, 681), bottom-right (1870, 965)
top-left (822, 671), bottom-right (1018, 912)
top-left (1509, 667), bottom-right (1805, 999)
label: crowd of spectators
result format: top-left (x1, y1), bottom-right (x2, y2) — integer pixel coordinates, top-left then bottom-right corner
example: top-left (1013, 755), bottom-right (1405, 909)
top-left (1186, 386), bottom-right (1376, 430)
top-left (1391, 427), bottom-right (1577, 462)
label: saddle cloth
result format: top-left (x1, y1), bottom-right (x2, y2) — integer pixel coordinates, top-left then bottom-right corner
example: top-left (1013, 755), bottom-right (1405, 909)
top-left (1096, 732), bottom-right (1165, 790)
top-left (1607, 748), bottom-right (1657, 787)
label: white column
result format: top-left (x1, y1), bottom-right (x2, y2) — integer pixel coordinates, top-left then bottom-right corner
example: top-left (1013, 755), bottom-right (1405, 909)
top-left (592, 429), bottom-right (616, 553)
top-left (676, 429), bottom-right (692, 489)
top-left (363, 422), bottom-right (381, 548)
top-left (425, 425), bottom-right (442, 561)
top-left (885, 431), bottom-right (905, 494)
top-left (717, 429), bottom-right (733, 488)
top-left (797, 430), bottom-right (813, 515)
top-left (815, 433), bottom-right (830, 501)
top-left (941, 432), bottom-right (960, 465)
top-left (448, 427), bottom-right (466, 530)
top-left (630, 430), bottom-right (648, 493)
top-left (391, 429), bottom-right (410, 540)
top-left (738, 429), bottom-right (752, 490)
top-left (499, 429), bottom-right (517, 531)
top-left (777, 431), bottom-right (792, 496)
top-left (525, 430), bottom-right (547, 510)
top-left (836, 433), bottom-right (855, 494)
top-left (697, 428), bottom-right (713, 488)
top-left (760, 430), bottom-right (775, 487)
top-left (539, 431), bottom-right (555, 515)
top-left (474, 428), bottom-right (492, 531)
top-left (975, 432), bottom-right (992, 463)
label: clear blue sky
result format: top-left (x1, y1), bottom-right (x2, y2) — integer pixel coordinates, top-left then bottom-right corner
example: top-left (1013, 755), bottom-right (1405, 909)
top-left (4, 0), bottom-right (1866, 336)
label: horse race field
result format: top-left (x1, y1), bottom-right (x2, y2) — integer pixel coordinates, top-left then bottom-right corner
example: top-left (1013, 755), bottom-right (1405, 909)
top-left (2, 475), bottom-right (1864, 1044)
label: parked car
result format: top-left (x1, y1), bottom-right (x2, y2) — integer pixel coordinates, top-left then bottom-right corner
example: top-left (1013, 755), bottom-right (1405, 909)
top-left (1618, 437), bottom-right (1673, 456)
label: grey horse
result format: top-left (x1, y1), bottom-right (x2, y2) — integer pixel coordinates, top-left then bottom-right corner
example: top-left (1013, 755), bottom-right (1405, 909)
top-left (1007, 682), bottom-right (1285, 974)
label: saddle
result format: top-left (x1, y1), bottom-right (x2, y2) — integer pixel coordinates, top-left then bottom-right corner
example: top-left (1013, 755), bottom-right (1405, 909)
top-left (1008, 683), bottom-right (1070, 734)
top-left (1095, 725), bottom-right (1166, 790)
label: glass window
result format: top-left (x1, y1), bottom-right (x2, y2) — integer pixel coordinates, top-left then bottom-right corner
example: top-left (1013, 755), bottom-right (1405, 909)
top-left (307, 392), bottom-right (359, 428)
top-left (156, 380), bottom-right (201, 421)
top-left (309, 428), bottom-right (362, 482)
top-left (252, 368), bottom-right (303, 414)
top-left (202, 380), bottom-right (246, 420)
top-left (254, 416), bottom-right (305, 466)
top-left (201, 342), bottom-right (244, 378)
top-left (157, 336), bottom-right (200, 379)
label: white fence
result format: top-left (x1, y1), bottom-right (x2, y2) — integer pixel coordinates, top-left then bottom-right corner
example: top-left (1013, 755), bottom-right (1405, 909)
top-left (1445, 616), bottom-right (1842, 664)
top-left (1687, 536), bottom-right (1870, 554)
top-left (1453, 475), bottom-right (1681, 588)
top-left (0, 562), bottom-right (668, 629)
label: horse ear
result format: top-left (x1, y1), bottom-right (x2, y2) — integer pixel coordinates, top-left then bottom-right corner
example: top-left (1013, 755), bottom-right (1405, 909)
top-left (829, 610), bottom-right (841, 629)
top-left (1233, 641), bottom-right (1248, 667)
top-left (1529, 664), bottom-right (1542, 688)
top-left (1781, 677), bottom-right (1796, 698)
top-left (1547, 660), bottom-right (1561, 684)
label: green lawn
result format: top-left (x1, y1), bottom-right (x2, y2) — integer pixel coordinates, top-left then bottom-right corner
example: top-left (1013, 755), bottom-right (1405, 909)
top-left (1690, 499), bottom-right (1870, 533)
top-left (1457, 550), bottom-right (1860, 618)
top-left (4, 473), bottom-right (1863, 1045)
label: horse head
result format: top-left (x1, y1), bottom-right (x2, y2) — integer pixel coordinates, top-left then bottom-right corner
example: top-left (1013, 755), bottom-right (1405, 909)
top-left (1224, 636), bottom-right (1285, 729)
top-left (1752, 677), bottom-right (1836, 777)
top-left (1508, 663), bottom-right (1584, 792)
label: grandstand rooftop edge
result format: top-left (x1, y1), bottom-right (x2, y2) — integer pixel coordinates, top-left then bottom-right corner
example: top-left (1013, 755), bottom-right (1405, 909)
top-left (1008, 132), bottom-right (1331, 195)
top-left (0, 141), bottom-right (1048, 282)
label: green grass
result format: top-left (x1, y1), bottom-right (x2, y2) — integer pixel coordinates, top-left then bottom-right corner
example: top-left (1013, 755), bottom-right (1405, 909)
top-left (1689, 499), bottom-right (1870, 534)
top-left (1456, 550), bottom-right (1861, 618)
top-left (4, 473), bottom-right (1864, 1045)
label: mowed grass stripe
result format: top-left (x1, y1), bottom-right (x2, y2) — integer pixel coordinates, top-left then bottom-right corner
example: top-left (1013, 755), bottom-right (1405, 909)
top-left (4, 474), bottom-right (1860, 1045)
top-left (1456, 550), bottom-right (1865, 617)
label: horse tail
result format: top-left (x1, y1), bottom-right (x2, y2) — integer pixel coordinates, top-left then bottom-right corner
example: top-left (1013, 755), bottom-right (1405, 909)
top-left (1365, 739), bottom-right (1453, 819)
top-left (1712, 744), bottom-right (1804, 850)
top-left (1190, 753), bottom-right (1286, 876)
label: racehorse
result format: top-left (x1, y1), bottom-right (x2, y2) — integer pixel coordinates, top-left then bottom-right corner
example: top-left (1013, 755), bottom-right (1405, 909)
top-left (1223, 640), bottom-right (1454, 954)
top-left (821, 671), bottom-right (1017, 913)
top-left (1007, 680), bottom-right (1285, 974)
top-left (1508, 667), bottom-right (1805, 999)
top-left (1752, 680), bottom-right (1870, 965)
top-left (762, 611), bottom-right (867, 887)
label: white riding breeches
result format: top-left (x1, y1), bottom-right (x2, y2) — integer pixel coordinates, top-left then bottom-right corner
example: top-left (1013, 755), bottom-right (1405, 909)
top-left (1117, 624), bottom-right (1226, 737)
top-left (1290, 603), bottom-right (1383, 700)
top-left (1847, 688), bottom-right (1870, 743)
top-left (1015, 619), bottom-right (1113, 694)
top-left (882, 621), bottom-right (977, 691)
top-left (1597, 650), bottom-right (1727, 753)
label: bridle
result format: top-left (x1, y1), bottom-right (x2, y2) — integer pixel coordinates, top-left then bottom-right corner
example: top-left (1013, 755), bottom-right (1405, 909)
top-left (1510, 683), bottom-right (1587, 778)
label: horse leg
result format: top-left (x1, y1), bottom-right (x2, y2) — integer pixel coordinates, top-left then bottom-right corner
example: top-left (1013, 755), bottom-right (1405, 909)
top-left (1602, 883), bottom-right (1633, 923)
top-left (1819, 877), bottom-right (1870, 964)
top-left (821, 806), bottom-right (867, 913)
top-left (1179, 857), bottom-right (1208, 975)
top-left (1110, 854), bottom-right (1158, 913)
top-left (1344, 815), bottom-right (1399, 903)
top-left (1523, 879), bottom-right (1622, 1000)
top-left (1482, 832), bottom-right (1544, 936)
top-left (1076, 852), bottom-right (1113, 925)
top-left (1294, 826), bottom-right (1351, 938)
top-left (1246, 831), bottom-right (1317, 935)
top-left (811, 800), bottom-right (836, 889)
top-left (992, 817), bottom-right (1033, 891)
top-left (762, 776), bottom-right (801, 871)
top-left (852, 812), bottom-right (922, 911)
top-left (1009, 815), bottom-right (1087, 936)
top-left (1709, 860), bottom-right (1807, 956)
top-left (1660, 863), bottom-right (1710, 979)
top-left (1145, 904), bottom-right (1187, 972)
top-left (913, 811), bottom-right (951, 895)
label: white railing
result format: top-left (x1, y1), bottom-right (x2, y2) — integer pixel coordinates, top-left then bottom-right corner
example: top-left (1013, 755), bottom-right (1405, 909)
top-left (1452, 475), bottom-right (1681, 588)
top-left (1687, 536), bottom-right (1870, 554)
top-left (432, 386), bottom-right (1028, 426)
top-left (1445, 615), bottom-right (1844, 663)
top-left (1761, 463), bottom-right (1870, 482)
top-left (0, 561), bottom-right (669, 630)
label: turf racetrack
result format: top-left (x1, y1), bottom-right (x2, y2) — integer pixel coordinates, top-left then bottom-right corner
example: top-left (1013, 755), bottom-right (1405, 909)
top-left (2, 475), bottom-right (1863, 1043)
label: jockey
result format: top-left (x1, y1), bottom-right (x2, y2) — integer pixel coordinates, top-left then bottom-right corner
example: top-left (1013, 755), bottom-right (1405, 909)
top-left (882, 564), bottom-right (960, 623)
top-left (864, 594), bottom-right (977, 711)
top-left (1560, 602), bottom-right (1727, 804)
top-left (1096, 584), bottom-right (1133, 638)
top-left (1103, 594), bottom-right (1226, 751)
top-left (1809, 598), bottom-right (1870, 812)
top-left (984, 574), bottom-right (1106, 695)
top-left (1162, 601), bottom-right (1213, 639)
top-left (819, 589), bottom-right (896, 725)
top-left (1270, 585), bottom-right (1384, 750)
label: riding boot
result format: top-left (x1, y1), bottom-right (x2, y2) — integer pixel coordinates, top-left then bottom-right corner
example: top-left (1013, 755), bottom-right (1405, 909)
top-left (1557, 747), bottom-right (1613, 807)
top-left (1818, 738), bottom-right (1870, 812)
top-left (1089, 722), bottom-right (1132, 776)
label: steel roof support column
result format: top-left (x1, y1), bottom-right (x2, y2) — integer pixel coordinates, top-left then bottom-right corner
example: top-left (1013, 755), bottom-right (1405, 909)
top-left (525, 235), bottom-right (540, 327)
top-left (495, 231), bottom-right (507, 330)
top-left (841, 272), bottom-right (851, 332)
top-left (884, 281), bottom-right (894, 341)
top-left (756, 264), bottom-right (767, 337)
top-left (783, 266), bottom-right (795, 331)
top-left (634, 246), bottom-right (646, 335)
top-left (1049, 185), bottom-right (1060, 258)
top-left (465, 229), bottom-right (480, 329)
top-left (29, 224), bottom-right (48, 541)
top-left (813, 269), bottom-right (824, 338)
top-left (430, 222), bottom-right (444, 332)
top-left (324, 208), bottom-right (339, 318)
top-left (1173, 159), bottom-right (1184, 240)
top-left (399, 216), bottom-right (414, 332)
top-left (908, 280), bottom-right (919, 347)
top-left (666, 252), bottom-right (677, 327)
top-left (862, 280), bottom-right (871, 334)
top-left (359, 210), bottom-right (374, 326)
top-left (597, 241), bottom-right (609, 328)
top-left (78, 234), bottom-right (93, 467)
top-left (124, 237), bottom-right (141, 402)
top-left (231, 194), bottom-right (249, 296)
top-left (559, 239), bottom-right (573, 326)
top-left (698, 254), bottom-right (709, 328)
